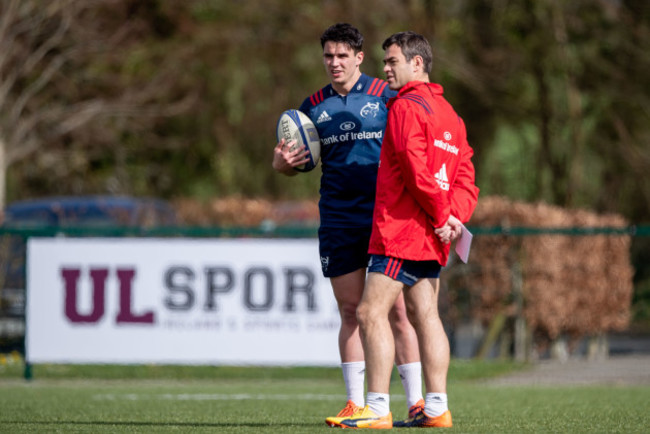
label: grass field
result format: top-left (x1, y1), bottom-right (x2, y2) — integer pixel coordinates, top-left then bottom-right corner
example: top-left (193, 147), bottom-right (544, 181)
top-left (1, 359), bottom-right (649, 433)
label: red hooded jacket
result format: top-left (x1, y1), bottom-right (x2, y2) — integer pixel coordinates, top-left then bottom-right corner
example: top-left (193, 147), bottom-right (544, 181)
top-left (368, 81), bottom-right (479, 265)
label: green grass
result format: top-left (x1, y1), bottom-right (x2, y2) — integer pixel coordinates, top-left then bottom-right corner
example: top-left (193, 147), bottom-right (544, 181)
top-left (0, 360), bottom-right (648, 433)
top-left (0, 358), bottom-right (523, 381)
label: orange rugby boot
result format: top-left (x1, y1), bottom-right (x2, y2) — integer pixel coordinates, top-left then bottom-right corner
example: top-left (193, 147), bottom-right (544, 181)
top-left (392, 398), bottom-right (425, 427)
top-left (397, 409), bottom-right (453, 428)
top-left (325, 400), bottom-right (361, 427)
top-left (328, 405), bottom-right (393, 429)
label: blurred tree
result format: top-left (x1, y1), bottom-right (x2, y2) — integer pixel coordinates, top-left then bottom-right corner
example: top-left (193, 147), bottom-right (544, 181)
top-left (0, 0), bottom-right (195, 209)
top-left (1, 0), bottom-right (648, 223)
top-left (435, 0), bottom-right (649, 221)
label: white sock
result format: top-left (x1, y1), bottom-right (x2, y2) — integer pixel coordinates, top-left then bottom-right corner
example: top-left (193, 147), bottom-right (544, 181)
top-left (397, 362), bottom-right (423, 408)
top-left (367, 392), bottom-right (390, 416)
top-left (425, 393), bottom-right (448, 417)
top-left (341, 361), bottom-right (365, 407)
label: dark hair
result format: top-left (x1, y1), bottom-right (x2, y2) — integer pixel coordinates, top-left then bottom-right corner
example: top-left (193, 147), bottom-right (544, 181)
top-left (320, 23), bottom-right (363, 53)
top-left (382, 31), bottom-right (432, 74)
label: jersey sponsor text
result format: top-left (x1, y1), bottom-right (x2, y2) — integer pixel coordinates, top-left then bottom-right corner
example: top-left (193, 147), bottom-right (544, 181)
top-left (434, 139), bottom-right (459, 155)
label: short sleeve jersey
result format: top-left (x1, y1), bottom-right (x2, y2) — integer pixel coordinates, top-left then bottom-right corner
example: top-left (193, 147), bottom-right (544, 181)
top-left (299, 73), bottom-right (396, 228)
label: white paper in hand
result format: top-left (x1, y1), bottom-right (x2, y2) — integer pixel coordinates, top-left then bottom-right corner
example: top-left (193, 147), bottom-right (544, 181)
top-left (455, 223), bottom-right (473, 263)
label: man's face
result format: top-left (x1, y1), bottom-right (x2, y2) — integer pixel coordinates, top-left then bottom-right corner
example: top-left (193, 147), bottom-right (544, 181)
top-left (322, 41), bottom-right (363, 89)
top-left (383, 44), bottom-right (416, 90)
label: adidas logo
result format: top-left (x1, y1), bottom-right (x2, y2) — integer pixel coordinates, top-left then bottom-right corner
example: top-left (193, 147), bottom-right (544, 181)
top-left (435, 163), bottom-right (450, 191)
top-left (317, 111), bottom-right (332, 123)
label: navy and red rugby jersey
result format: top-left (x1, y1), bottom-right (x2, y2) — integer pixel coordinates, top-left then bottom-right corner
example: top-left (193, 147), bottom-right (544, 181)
top-left (299, 73), bottom-right (396, 228)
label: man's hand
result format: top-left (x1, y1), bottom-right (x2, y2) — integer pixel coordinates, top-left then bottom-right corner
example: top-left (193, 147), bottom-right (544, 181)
top-left (435, 214), bottom-right (462, 244)
top-left (272, 138), bottom-right (311, 176)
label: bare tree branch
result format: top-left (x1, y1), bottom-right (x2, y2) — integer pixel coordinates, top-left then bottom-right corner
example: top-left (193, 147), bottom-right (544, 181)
top-left (0, 0), bottom-right (196, 206)
top-left (9, 57), bottom-right (66, 127)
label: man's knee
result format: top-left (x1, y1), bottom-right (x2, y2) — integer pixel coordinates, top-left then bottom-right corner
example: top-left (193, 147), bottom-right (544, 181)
top-left (389, 304), bottom-right (414, 333)
top-left (339, 301), bottom-right (359, 327)
top-left (405, 299), bottom-right (438, 330)
top-left (358, 299), bottom-right (388, 331)
top-left (356, 301), bottom-right (371, 329)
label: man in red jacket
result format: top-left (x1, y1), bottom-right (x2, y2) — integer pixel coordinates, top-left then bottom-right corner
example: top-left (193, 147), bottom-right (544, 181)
top-left (326, 31), bottom-right (479, 429)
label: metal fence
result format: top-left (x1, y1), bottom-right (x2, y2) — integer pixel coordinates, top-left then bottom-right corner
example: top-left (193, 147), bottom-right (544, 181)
top-left (1, 224), bottom-right (648, 359)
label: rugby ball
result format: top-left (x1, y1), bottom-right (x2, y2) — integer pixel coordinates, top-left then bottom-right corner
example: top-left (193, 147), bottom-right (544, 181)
top-left (276, 109), bottom-right (320, 172)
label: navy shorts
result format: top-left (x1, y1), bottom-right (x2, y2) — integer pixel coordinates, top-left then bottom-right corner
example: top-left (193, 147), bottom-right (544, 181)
top-left (318, 226), bottom-right (372, 278)
top-left (368, 254), bottom-right (441, 286)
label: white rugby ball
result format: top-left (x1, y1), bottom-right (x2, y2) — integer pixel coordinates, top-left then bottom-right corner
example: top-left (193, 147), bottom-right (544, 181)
top-left (276, 109), bottom-right (320, 172)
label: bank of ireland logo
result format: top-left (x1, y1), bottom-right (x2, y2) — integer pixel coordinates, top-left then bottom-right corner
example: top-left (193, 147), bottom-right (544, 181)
top-left (340, 121), bottom-right (355, 131)
top-left (360, 102), bottom-right (380, 118)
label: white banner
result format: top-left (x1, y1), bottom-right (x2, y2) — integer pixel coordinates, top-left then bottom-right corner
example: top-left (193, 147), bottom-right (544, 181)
top-left (26, 238), bottom-right (341, 366)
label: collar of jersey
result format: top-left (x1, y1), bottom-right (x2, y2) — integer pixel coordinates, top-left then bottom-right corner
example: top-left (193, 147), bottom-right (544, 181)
top-left (327, 73), bottom-right (372, 97)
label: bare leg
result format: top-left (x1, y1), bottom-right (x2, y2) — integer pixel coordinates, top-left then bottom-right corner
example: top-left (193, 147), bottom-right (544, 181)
top-left (331, 269), bottom-right (366, 362)
top-left (357, 272), bottom-right (404, 393)
top-left (404, 278), bottom-right (448, 393)
top-left (389, 290), bottom-right (420, 366)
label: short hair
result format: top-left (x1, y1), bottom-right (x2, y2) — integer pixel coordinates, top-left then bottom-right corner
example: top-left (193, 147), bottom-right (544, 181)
top-left (320, 23), bottom-right (364, 53)
top-left (382, 31), bottom-right (432, 74)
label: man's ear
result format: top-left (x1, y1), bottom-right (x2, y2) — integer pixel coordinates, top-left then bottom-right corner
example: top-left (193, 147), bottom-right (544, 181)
top-left (356, 50), bottom-right (365, 66)
top-left (413, 55), bottom-right (424, 73)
